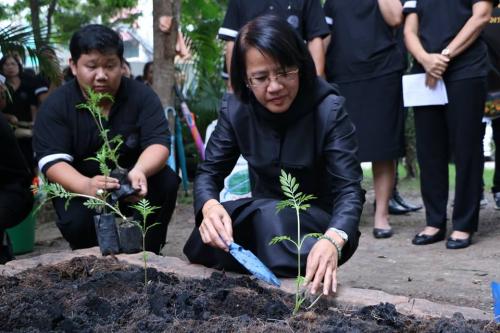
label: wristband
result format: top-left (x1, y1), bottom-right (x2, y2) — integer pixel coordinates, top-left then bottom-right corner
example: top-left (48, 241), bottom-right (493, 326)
top-left (319, 235), bottom-right (342, 261)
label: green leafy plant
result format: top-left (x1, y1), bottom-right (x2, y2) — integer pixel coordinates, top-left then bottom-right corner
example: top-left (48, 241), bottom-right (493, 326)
top-left (130, 199), bottom-right (161, 285)
top-left (270, 170), bottom-right (322, 315)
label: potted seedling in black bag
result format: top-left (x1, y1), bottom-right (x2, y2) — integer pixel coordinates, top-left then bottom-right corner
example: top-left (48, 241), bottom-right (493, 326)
top-left (78, 89), bottom-right (144, 254)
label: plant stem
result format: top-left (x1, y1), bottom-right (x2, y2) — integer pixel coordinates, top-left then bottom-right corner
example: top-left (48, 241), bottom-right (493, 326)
top-left (71, 192), bottom-right (127, 220)
top-left (294, 201), bottom-right (301, 315)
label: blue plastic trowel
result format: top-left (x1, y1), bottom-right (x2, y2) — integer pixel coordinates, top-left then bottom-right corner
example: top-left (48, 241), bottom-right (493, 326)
top-left (227, 242), bottom-right (281, 287)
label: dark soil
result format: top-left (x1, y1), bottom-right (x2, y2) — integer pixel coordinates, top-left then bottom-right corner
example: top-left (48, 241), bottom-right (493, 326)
top-left (0, 256), bottom-right (498, 333)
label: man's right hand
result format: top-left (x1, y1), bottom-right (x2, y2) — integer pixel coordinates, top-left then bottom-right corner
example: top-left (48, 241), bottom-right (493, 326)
top-left (87, 175), bottom-right (120, 197)
top-left (199, 199), bottom-right (234, 252)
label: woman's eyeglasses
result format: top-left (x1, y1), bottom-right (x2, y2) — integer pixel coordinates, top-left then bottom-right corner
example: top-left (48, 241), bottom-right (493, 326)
top-left (247, 68), bottom-right (299, 88)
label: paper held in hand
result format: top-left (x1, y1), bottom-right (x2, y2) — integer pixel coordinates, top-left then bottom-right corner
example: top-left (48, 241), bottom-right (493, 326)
top-left (402, 73), bottom-right (448, 107)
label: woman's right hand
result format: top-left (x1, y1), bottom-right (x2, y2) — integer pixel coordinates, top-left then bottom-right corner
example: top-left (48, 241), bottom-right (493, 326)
top-left (421, 53), bottom-right (449, 79)
top-left (199, 199), bottom-right (234, 252)
top-left (86, 175), bottom-right (120, 197)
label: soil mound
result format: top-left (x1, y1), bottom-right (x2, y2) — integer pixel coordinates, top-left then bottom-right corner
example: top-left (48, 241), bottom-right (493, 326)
top-left (0, 256), bottom-right (498, 332)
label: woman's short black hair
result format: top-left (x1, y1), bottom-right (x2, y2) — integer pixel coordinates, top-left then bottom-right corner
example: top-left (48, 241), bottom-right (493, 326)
top-left (231, 14), bottom-right (316, 103)
top-left (143, 61), bottom-right (153, 79)
top-left (0, 54), bottom-right (23, 76)
top-left (69, 24), bottom-right (124, 63)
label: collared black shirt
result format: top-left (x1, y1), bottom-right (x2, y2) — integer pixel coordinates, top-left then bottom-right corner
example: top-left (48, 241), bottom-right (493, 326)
top-left (33, 77), bottom-right (170, 176)
top-left (218, 0), bottom-right (329, 42)
top-left (323, 0), bottom-right (405, 83)
top-left (403, 0), bottom-right (499, 81)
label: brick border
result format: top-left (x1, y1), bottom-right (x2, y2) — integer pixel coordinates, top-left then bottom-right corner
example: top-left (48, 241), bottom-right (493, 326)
top-left (1, 247), bottom-right (492, 321)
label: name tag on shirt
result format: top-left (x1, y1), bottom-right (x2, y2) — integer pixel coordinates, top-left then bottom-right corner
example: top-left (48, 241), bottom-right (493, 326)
top-left (402, 74), bottom-right (449, 107)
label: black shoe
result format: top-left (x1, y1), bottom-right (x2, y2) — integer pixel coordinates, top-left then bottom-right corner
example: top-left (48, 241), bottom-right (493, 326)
top-left (374, 199), bottom-right (411, 215)
top-left (373, 228), bottom-right (393, 239)
top-left (412, 229), bottom-right (446, 245)
top-left (393, 191), bottom-right (423, 212)
top-left (446, 234), bottom-right (472, 249)
top-left (494, 192), bottom-right (500, 210)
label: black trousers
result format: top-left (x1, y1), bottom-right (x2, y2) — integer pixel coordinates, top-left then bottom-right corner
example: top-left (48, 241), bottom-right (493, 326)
top-left (414, 78), bottom-right (486, 232)
top-left (53, 166), bottom-right (180, 254)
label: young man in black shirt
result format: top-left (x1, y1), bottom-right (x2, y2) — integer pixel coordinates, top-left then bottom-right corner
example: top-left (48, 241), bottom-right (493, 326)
top-left (33, 25), bottom-right (179, 253)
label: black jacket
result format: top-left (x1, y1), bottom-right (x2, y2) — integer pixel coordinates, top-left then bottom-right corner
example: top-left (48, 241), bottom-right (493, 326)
top-left (194, 78), bottom-right (364, 263)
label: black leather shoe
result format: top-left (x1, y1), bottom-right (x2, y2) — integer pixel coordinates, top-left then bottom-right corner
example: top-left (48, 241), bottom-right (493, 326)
top-left (393, 191), bottom-right (423, 212)
top-left (373, 228), bottom-right (393, 239)
top-left (446, 234), bottom-right (472, 249)
top-left (412, 229), bottom-right (446, 245)
top-left (374, 199), bottom-right (411, 215)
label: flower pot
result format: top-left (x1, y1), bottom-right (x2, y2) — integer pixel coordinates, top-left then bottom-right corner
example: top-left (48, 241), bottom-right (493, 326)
top-left (94, 213), bottom-right (120, 255)
top-left (118, 220), bottom-right (142, 254)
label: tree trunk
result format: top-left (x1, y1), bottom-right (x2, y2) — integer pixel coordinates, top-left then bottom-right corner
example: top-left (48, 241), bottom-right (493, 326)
top-left (29, 0), bottom-right (42, 49)
top-left (152, 0), bottom-right (180, 107)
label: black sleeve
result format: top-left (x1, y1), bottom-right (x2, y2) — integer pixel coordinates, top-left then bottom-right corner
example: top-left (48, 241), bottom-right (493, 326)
top-left (193, 93), bottom-right (241, 223)
top-left (33, 75), bottom-right (49, 99)
top-left (218, 0), bottom-right (241, 41)
top-left (322, 95), bottom-right (365, 265)
top-left (303, 0), bottom-right (330, 40)
top-left (402, 0), bottom-right (418, 15)
top-left (32, 91), bottom-right (74, 174)
top-left (323, 0), bottom-right (334, 29)
top-left (137, 86), bottom-right (171, 150)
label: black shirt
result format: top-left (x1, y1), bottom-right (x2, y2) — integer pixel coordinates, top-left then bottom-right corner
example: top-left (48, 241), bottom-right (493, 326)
top-left (33, 77), bottom-right (170, 176)
top-left (2, 75), bottom-right (37, 122)
top-left (324, 0), bottom-right (405, 83)
top-left (403, 0), bottom-right (499, 81)
top-left (0, 114), bottom-right (32, 186)
top-left (218, 0), bottom-right (329, 42)
top-left (484, 6), bottom-right (500, 90)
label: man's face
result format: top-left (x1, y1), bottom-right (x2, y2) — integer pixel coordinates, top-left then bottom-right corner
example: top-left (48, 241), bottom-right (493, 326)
top-left (70, 50), bottom-right (122, 97)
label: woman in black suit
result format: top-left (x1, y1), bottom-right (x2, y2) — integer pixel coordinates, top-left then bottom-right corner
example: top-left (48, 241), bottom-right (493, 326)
top-left (184, 15), bottom-right (364, 296)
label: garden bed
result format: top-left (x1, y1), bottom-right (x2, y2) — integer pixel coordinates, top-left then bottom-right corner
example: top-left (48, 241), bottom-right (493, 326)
top-left (0, 256), bottom-right (498, 332)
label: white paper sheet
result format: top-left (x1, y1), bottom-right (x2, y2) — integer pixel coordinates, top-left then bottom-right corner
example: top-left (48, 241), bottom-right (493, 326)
top-left (402, 73), bottom-right (448, 107)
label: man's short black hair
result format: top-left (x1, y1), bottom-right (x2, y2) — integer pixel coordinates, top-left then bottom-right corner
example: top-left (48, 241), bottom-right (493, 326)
top-left (69, 24), bottom-right (124, 63)
top-left (231, 15), bottom-right (316, 104)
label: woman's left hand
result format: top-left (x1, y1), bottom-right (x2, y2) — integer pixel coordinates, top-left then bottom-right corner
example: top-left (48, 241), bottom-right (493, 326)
top-left (304, 233), bottom-right (341, 296)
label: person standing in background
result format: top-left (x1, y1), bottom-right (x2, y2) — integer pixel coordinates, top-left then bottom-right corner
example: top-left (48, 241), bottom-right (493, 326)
top-left (218, 0), bottom-right (330, 89)
top-left (324, 0), bottom-right (405, 239)
top-left (404, 0), bottom-right (496, 249)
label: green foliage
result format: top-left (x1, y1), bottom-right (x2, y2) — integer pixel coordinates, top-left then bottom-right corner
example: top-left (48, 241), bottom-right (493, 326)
top-left (2, 0), bottom-right (139, 46)
top-left (130, 198), bottom-right (161, 284)
top-left (271, 170), bottom-right (320, 315)
top-left (77, 89), bottom-right (122, 174)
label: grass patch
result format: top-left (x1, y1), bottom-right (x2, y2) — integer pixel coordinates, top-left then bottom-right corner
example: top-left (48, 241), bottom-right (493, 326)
top-left (361, 163), bottom-right (494, 194)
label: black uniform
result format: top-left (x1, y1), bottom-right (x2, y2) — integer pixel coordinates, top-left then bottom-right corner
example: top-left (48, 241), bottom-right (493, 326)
top-left (1, 75), bottom-right (38, 169)
top-left (218, 0), bottom-right (330, 78)
top-left (183, 78), bottom-right (364, 277)
top-left (403, 0), bottom-right (498, 233)
top-left (483, 6), bottom-right (500, 194)
top-left (33, 77), bottom-right (180, 253)
top-left (0, 114), bottom-right (33, 263)
top-left (323, 0), bottom-right (405, 162)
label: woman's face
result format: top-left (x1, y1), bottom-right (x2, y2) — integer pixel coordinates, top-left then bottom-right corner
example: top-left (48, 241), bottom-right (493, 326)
top-left (245, 47), bottom-right (299, 113)
top-left (2, 57), bottom-right (20, 78)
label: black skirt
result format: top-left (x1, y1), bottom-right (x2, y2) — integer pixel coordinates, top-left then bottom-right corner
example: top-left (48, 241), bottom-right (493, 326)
top-left (338, 72), bottom-right (405, 162)
top-left (183, 198), bottom-right (332, 278)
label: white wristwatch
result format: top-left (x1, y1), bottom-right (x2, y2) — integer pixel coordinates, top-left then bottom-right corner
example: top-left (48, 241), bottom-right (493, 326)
top-left (328, 227), bottom-right (348, 242)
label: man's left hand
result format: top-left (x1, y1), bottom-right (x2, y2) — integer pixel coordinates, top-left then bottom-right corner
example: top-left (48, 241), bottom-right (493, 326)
top-left (127, 167), bottom-right (148, 201)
